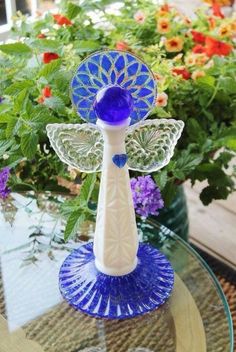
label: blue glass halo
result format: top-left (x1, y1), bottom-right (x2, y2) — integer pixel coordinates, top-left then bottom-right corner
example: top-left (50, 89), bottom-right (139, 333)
top-left (71, 50), bottom-right (157, 125)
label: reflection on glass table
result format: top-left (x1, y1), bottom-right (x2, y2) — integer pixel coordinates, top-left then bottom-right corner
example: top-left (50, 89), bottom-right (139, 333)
top-left (0, 192), bottom-right (233, 352)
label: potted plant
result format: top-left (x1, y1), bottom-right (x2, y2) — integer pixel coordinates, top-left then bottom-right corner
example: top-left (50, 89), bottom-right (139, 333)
top-left (0, 0), bottom-right (235, 241)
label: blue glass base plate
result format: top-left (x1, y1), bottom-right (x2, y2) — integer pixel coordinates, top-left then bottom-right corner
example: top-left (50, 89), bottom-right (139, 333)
top-left (59, 242), bottom-right (174, 319)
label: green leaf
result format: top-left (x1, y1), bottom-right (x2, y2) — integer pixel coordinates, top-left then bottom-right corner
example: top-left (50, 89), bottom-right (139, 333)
top-left (5, 80), bottom-right (34, 95)
top-left (200, 186), bottom-right (230, 205)
top-left (173, 170), bottom-right (185, 180)
top-left (175, 151), bottom-right (203, 174)
top-left (0, 43), bottom-right (32, 55)
top-left (162, 180), bottom-right (177, 207)
top-left (21, 132), bottom-right (39, 159)
top-left (0, 139), bottom-right (15, 154)
top-left (29, 39), bottom-right (61, 53)
top-left (73, 40), bottom-right (100, 53)
top-left (38, 59), bottom-right (62, 78)
top-left (197, 75), bottom-right (215, 88)
top-left (80, 173), bottom-right (97, 204)
top-left (6, 117), bottom-right (19, 138)
top-left (66, 2), bottom-right (81, 19)
top-left (218, 76), bottom-right (236, 94)
top-left (186, 118), bottom-right (206, 143)
top-left (194, 163), bottom-right (233, 187)
top-left (153, 170), bottom-right (167, 190)
top-left (43, 96), bottom-right (65, 112)
top-left (0, 113), bottom-right (12, 123)
top-left (64, 211), bottom-right (85, 241)
top-left (14, 89), bottom-right (29, 112)
top-left (152, 107), bottom-right (171, 118)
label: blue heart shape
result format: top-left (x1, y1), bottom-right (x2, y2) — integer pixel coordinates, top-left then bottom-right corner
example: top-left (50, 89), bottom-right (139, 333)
top-left (112, 154), bottom-right (128, 168)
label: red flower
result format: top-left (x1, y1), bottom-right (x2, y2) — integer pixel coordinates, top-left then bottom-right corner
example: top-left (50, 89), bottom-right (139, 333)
top-left (38, 86), bottom-right (52, 104)
top-left (53, 14), bottom-right (72, 26)
top-left (43, 52), bottom-right (59, 64)
top-left (172, 67), bottom-right (191, 80)
top-left (42, 86), bottom-right (52, 98)
top-left (191, 30), bottom-right (206, 44)
top-left (37, 33), bottom-right (46, 39)
top-left (115, 41), bottom-right (129, 51)
top-left (205, 36), bottom-right (232, 57)
top-left (212, 3), bottom-right (224, 19)
top-left (192, 44), bottom-right (206, 54)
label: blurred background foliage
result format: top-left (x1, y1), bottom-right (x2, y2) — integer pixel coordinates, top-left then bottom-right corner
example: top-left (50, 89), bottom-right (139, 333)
top-left (0, 0), bottom-right (235, 212)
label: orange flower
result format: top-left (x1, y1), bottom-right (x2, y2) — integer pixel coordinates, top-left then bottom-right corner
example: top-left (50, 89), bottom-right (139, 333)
top-left (191, 70), bottom-right (206, 80)
top-left (134, 10), bottom-right (145, 24)
top-left (172, 66), bottom-right (191, 80)
top-left (154, 72), bottom-right (164, 82)
top-left (185, 54), bottom-right (196, 66)
top-left (160, 4), bottom-right (170, 12)
top-left (37, 33), bottom-right (46, 39)
top-left (155, 92), bottom-right (168, 107)
top-left (218, 23), bottom-right (232, 36)
top-left (212, 3), bottom-right (224, 18)
top-left (230, 21), bottom-right (236, 35)
top-left (195, 53), bottom-right (209, 66)
top-left (205, 36), bottom-right (232, 57)
top-left (208, 17), bottom-right (216, 30)
top-left (156, 3), bottom-right (170, 17)
top-left (116, 41), bottom-right (129, 51)
top-left (183, 17), bottom-right (192, 26)
top-left (202, 0), bottom-right (231, 4)
top-left (165, 37), bottom-right (183, 52)
top-left (53, 14), bottom-right (72, 26)
top-left (37, 96), bottom-right (45, 104)
top-left (157, 18), bottom-right (170, 34)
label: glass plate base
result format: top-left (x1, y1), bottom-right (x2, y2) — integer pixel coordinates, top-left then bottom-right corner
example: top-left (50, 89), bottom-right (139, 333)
top-left (59, 242), bottom-right (174, 319)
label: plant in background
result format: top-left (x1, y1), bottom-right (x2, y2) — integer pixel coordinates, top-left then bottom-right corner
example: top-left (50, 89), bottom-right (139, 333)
top-left (0, 0), bottom-right (235, 240)
top-left (131, 176), bottom-right (164, 218)
top-left (0, 167), bottom-right (11, 199)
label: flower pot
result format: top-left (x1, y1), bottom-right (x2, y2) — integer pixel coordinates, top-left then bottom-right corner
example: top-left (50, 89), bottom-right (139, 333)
top-left (154, 185), bottom-right (189, 241)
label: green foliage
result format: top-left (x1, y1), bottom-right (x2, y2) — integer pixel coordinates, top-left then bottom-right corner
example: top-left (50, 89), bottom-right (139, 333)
top-left (61, 174), bottom-right (97, 240)
top-left (0, 0), bottom-right (235, 240)
top-left (0, 43), bottom-right (32, 55)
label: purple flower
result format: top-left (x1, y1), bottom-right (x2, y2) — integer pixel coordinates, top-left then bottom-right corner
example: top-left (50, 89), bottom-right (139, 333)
top-left (131, 175), bottom-right (164, 218)
top-left (0, 167), bottom-right (11, 199)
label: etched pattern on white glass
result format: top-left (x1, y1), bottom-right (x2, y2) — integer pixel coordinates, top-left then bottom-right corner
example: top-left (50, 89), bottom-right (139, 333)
top-left (126, 119), bottom-right (184, 172)
top-left (46, 123), bottom-right (104, 173)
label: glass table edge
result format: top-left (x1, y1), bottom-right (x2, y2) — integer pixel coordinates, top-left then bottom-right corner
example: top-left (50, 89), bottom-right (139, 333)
top-left (2, 193), bottom-right (234, 350)
top-left (160, 225), bottom-right (234, 352)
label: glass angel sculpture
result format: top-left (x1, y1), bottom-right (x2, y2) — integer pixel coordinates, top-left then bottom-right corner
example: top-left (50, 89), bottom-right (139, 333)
top-left (46, 50), bottom-right (184, 319)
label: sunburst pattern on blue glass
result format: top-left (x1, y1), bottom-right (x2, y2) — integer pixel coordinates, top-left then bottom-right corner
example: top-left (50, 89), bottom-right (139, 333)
top-left (71, 50), bottom-right (157, 125)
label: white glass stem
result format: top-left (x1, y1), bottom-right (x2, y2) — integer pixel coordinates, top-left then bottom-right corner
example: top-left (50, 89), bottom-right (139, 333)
top-left (93, 118), bottom-right (138, 276)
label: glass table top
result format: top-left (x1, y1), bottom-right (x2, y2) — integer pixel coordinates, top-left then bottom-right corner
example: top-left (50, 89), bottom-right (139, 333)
top-left (0, 192), bottom-right (233, 352)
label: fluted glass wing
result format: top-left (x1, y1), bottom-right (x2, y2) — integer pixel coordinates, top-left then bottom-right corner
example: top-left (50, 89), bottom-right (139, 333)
top-left (46, 123), bottom-right (103, 173)
top-left (71, 50), bottom-right (157, 125)
top-left (126, 119), bottom-right (184, 172)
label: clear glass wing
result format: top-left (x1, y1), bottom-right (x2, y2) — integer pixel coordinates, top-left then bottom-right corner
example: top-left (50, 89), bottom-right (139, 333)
top-left (126, 119), bottom-right (184, 172)
top-left (46, 123), bottom-right (103, 173)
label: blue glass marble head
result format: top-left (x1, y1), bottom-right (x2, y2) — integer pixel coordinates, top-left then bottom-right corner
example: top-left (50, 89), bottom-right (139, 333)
top-left (71, 50), bottom-right (157, 126)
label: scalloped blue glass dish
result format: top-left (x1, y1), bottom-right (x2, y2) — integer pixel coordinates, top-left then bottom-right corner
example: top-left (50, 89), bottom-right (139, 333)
top-left (71, 50), bottom-right (157, 125)
top-left (59, 242), bottom-right (174, 319)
